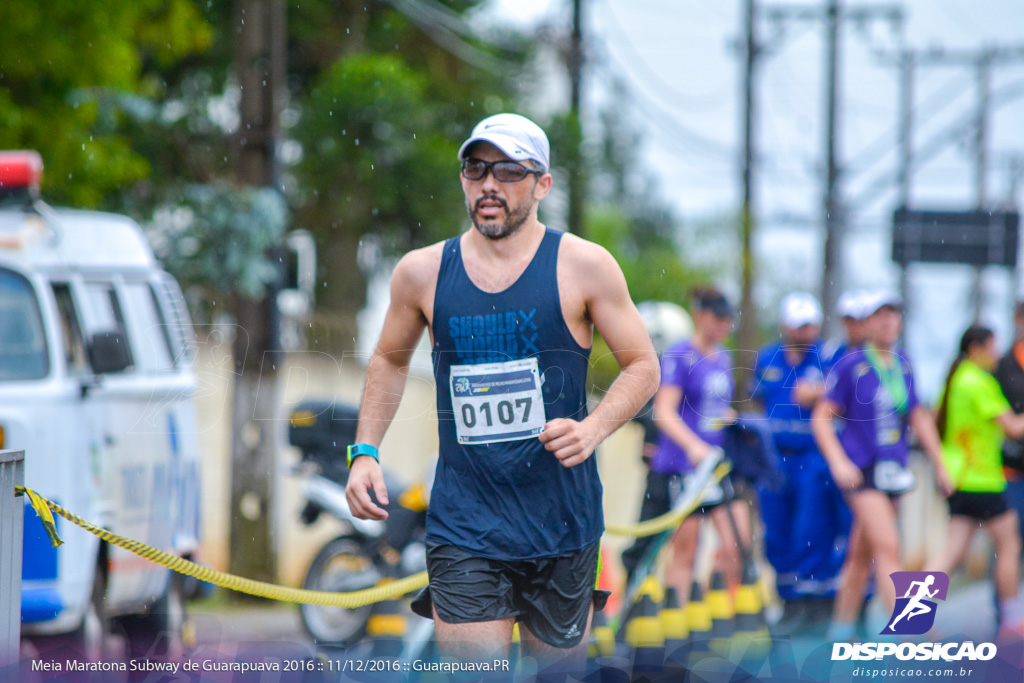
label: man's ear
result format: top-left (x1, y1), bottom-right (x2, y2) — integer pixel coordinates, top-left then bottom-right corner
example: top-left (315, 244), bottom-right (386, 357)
top-left (533, 173), bottom-right (553, 200)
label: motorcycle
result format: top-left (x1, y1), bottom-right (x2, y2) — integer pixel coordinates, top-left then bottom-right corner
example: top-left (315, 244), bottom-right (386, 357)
top-left (288, 400), bottom-right (429, 646)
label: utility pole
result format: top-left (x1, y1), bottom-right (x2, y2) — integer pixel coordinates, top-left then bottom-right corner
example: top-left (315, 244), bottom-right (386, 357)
top-left (762, 2), bottom-right (902, 335)
top-left (566, 0), bottom-right (585, 236)
top-left (972, 51), bottom-right (992, 321)
top-left (822, 0), bottom-right (841, 336)
top-left (229, 0), bottom-right (286, 588)
top-left (736, 0), bottom-right (760, 397)
top-left (896, 52), bottom-right (915, 210)
top-left (897, 51), bottom-right (914, 312)
top-left (876, 48), bottom-right (916, 317)
top-left (883, 45), bottom-right (1024, 320)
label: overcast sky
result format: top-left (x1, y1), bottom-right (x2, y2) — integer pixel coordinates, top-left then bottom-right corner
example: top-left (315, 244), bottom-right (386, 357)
top-left (476, 0), bottom-right (1024, 397)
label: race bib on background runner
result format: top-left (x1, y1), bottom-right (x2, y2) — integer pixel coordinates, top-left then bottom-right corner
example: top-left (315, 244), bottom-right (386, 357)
top-left (450, 358), bottom-right (547, 445)
top-left (874, 459), bottom-right (916, 494)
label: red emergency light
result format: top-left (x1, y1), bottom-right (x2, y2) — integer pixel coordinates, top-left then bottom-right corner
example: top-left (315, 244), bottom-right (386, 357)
top-left (0, 151), bottom-right (44, 191)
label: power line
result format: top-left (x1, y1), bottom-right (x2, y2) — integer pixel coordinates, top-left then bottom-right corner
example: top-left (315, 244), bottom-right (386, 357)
top-left (597, 0), bottom-right (733, 108)
top-left (844, 68), bottom-right (969, 173)
top-left (381, 0), bottom-right (523, 75)
top-left (593, 59), bottom-right (736, 162)
top-left (846, 76), bottom-right (1024, 210)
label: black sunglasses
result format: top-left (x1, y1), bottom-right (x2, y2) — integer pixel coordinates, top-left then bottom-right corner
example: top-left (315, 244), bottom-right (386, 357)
top-left (461, 158), bottom-right (545, 183)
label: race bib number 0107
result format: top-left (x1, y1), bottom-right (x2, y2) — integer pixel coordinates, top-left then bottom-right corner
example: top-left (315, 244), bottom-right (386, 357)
top-left (450, 357), bottom-right (547, 445)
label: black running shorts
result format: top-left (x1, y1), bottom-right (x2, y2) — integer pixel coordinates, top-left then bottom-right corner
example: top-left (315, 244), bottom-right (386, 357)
top-left (411, 541), bottom-right (609, 649)
top-left (947, 490), bottom-right (1009, 521)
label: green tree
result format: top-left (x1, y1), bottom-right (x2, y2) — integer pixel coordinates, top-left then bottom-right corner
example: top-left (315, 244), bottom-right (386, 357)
top-left (0, 0), bottom-right (212, 207)
top-left (285, 2), bottom-right (529, 342)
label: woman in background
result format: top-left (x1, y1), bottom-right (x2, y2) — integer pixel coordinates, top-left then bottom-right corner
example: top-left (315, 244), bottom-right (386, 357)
top-left (652, 288), bottom-right (751, 600)
top-left (812, 292), bottom-right (951, 640)
top-left (930, 325), bottom-right (1024, 638)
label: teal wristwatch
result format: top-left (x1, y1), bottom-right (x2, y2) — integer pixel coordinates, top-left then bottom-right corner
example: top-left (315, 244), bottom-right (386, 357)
top-left (346, 443), bottom-right (379, 468)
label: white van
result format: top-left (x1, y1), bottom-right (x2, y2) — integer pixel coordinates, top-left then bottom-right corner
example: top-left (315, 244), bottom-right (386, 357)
top-left (0, 152), bottom-right (201, 658)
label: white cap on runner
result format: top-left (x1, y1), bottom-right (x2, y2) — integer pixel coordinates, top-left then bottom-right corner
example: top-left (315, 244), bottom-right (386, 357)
top-left (780, 292), bottom-right (823, 329)
top-left (458, 113), bottom-right (551, 171)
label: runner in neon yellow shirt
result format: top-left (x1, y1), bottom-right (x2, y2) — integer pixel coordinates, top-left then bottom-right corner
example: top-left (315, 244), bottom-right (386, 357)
top-left (931, 325), bottom-right (1024, 639)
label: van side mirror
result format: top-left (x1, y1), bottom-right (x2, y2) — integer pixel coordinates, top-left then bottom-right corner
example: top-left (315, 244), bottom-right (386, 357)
top-left (89, 331), bottom-right (132, 374)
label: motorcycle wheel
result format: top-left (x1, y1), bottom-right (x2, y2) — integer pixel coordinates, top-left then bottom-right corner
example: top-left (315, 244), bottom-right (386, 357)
top-left (299, 535), bottom-right (383, 646)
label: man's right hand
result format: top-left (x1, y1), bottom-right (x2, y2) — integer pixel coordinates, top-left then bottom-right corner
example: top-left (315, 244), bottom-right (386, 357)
top-left (345, 456), bottom-right (390, 520)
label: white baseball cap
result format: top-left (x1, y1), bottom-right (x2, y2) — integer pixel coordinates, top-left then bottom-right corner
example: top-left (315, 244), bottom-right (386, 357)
top-left (837, 289), bottom-right (869, 320)
top-left (458, 113), bottom-right (551, 171)
top-left (780, 292), bottom-right (823, 329)
top-left (862, 290), bottom-right (902, 317)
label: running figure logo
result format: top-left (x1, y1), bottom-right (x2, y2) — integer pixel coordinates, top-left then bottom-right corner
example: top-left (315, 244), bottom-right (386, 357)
top-left (883, 572), bottom-right (949, 635)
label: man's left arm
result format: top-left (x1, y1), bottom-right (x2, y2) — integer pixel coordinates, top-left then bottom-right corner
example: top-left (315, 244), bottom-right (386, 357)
top-left (539, 244), bottom-right (660, 467)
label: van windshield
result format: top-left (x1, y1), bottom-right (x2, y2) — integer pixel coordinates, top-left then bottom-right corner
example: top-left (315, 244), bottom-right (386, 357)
top-left (0, 268), bottom-right (49, 381)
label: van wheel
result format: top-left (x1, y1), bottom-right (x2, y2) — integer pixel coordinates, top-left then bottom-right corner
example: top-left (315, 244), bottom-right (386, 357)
top-left (118, 574), bottom-right (188, 660)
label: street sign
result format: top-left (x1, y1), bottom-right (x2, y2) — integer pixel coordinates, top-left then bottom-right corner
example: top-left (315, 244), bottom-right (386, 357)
top-left (892, 208), bottom-right (1020, 267)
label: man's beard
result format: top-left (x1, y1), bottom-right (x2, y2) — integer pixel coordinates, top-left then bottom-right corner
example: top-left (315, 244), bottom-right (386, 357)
top-left (466, 194), bottom-right (533, 240)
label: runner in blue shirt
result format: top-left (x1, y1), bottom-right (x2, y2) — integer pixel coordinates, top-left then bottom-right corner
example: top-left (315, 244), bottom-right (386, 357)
top-left (751, 292), bottom-right (848, 634)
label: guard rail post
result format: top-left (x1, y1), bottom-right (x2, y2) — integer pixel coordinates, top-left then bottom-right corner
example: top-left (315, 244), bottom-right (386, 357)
top-left (0, 450), bottom-right (25, 666)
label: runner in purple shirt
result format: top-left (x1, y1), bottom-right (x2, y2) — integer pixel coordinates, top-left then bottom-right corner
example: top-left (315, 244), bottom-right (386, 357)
top-left (650, 339), bottom-right (733, 475)
top-left (812, 291), bottom-right (951, 640)
top-left (827, 345), bottom-right (919, 469)
top-left (652, 288), bottom-right (751, 600)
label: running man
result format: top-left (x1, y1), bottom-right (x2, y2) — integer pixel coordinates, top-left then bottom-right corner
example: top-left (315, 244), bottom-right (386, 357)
top-left (887, 575), bottom-right (938, 632)
top-left (344, 113), bottom-right (660, 669)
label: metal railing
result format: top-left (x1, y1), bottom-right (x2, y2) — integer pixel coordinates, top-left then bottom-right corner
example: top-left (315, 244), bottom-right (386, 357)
top-left (0, 450), bottom-right (24, 666)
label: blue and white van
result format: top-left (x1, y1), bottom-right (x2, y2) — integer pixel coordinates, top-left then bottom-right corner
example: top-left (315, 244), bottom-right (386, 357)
top-left (0, 152), bottom-right (201, 658)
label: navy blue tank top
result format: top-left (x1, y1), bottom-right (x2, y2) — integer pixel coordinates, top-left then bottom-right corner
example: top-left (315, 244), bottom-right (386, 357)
top-left (428, 227), bottom-right (603, 559)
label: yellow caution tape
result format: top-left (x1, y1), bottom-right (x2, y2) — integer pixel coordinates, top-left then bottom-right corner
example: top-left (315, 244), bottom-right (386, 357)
top-left (15, 485), bottom-right (426, 608)
top-left (13, 461), bottom-right (729, 608)
top-left (603, 462), bottom-right (731, 537)
top-left (22, 486), bottom-right (63, 548)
